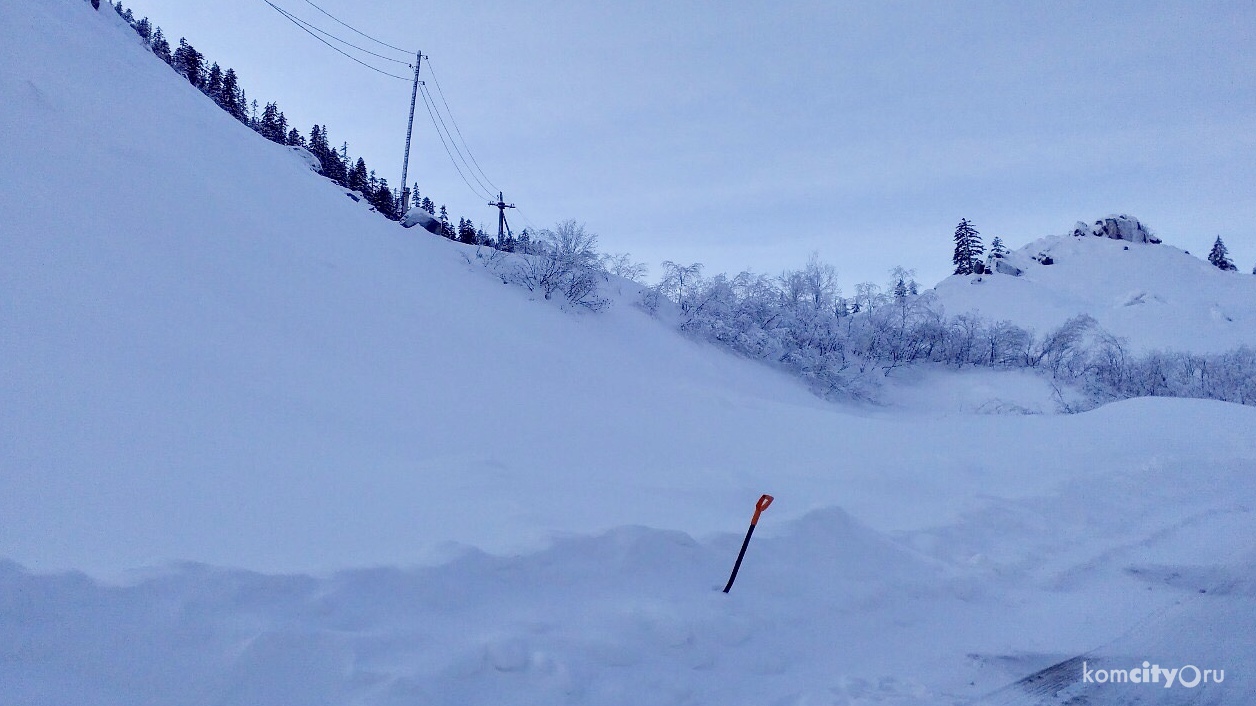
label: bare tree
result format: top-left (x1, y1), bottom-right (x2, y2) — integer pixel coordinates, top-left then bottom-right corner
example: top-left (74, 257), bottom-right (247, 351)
top-left (504, 220), bottom-right (609, 310)
top-left (600, 253), bottom-right (649, 283)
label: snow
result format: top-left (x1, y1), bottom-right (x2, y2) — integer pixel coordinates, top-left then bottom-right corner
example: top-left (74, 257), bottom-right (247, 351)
top-left (288, 144), bottom-right (322, 172)
top-left (2, 1), bottom-right (1254, 704)
top-left (875, 366), bottom-right (1069, 416)
top-left (400, 205), bottom-right (443, 234)
top-left (931, 231), bottom-right (1256, 353)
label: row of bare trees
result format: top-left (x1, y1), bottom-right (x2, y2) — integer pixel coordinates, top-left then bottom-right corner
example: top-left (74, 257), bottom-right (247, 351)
top-left (643, 257), bottom-right (1256, 408)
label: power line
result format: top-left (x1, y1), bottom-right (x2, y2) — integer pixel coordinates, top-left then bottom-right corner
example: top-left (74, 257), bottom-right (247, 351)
top-left (280, 8), bottom-right (413, 66)
top-left (419, 83), bottom-right (493, 200)
top-left (300, 0), bottom-right (415, 55)
top-left (420, 81), bottom-right (495, 198)
top-left (424, 59), bottom-right (501, 195)
top-left (260, 0), bottom-right (410, 81)
top-left (513, 206), bottom-right (542, 233)
top-left (260, 0), bottom-right (524, 225)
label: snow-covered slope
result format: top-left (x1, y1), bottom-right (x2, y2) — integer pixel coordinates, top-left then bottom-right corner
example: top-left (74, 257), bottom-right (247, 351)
top-left (931, 229), bottom-right (1256, 353)
top-left (3, 2), bottom-right (1255, 704)
top-left (1, 0), bottom-right (842, 573)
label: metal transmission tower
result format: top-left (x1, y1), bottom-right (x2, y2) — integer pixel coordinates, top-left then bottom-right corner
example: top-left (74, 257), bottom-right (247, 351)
top-left (489, 191), bottom-right (516, 244)
top-left (398, 51), bottom-right (423, 218)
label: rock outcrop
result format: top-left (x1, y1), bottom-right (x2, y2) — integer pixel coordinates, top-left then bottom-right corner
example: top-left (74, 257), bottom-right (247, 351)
top-left (1070, 215), bottom-right (1160, 244)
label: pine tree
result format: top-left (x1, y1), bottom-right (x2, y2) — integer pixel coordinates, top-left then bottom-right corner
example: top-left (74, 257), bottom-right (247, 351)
top-left (328, 142), bottom-right (348, 187)
top-left (439, 205), bottom-right (453, 238)
top-left (286, 127), bottom-right (304, 147)
top-left (458, 217), bottom-right (477, 244)
top-left (1208, 236), bottom-right (1237, 271)
top-left (219, 69), bottom-right (245, 121)
top-left (205, 62), bottom-right (222, 100)
top-left (258, 102), bottom-right (279, 142)
top-left (421, 197), bottom-right (434, 215)
top-left (257, 102), bottom-right (285, 143)
top-left (372, 179), bottom-right (396, 218)
top-left (952, 218), bottom-right (984, 275)
top-left (989, 236), bottom-right (1008, 259)
top-left (150, 27), bottom-right (172, 64)
top-left (348, 158), bottom-right (369, 194)
top-left (323, 150), bottom-right (346, 187)
top-left (308, 125), bottom-right (327, 161)
top-left (318, 137), bottom-right (344, 185)
top-left (171, 38), bottom-right (204, 88)
top-left (134, 17), bottom-right (151, 43)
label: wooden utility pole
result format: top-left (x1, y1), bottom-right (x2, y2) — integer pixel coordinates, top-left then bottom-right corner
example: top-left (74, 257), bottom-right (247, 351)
top-left (398, 51), bottom-right (423, 218)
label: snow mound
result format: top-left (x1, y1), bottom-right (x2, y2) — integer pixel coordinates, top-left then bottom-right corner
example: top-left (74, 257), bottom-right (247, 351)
top-left (401, 205), bottom-right (444, 234)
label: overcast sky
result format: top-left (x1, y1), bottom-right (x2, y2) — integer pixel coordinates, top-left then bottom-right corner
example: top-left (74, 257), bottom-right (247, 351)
top-left (131, 0), bottom-right (1255, 287)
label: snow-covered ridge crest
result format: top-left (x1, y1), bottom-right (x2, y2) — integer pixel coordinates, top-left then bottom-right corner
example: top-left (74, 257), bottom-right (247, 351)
top-left (931, 216), bottom-right (1256, 353)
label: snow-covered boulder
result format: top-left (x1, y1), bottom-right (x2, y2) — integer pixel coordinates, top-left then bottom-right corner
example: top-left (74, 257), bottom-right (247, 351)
top-left (990, 257), bottom-right (1023, 276)
top-left (288, 145), bottom-right (322, 173)
top-left (401, 206), bottom-right (444, 235)
top-left (1069, 214), bottom-right (1160, 244)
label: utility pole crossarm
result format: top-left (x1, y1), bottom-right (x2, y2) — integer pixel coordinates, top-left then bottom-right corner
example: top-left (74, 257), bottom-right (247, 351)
top-left (489, 191), bottom-right (516, 242)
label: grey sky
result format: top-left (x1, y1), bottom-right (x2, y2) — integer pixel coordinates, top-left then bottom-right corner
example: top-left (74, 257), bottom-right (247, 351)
top-left (131, 0), bottom-right (1255, 286)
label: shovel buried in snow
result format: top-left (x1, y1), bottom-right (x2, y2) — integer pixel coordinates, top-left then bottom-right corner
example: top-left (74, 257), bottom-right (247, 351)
top-left (722, 494), bottom-right (773, 593)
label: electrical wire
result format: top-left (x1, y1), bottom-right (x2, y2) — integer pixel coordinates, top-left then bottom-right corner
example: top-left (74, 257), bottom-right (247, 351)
top-left (280, 9), bottom-right (413, 66)
top-left (419, 83), bottom-right (494, 200)
top-left (424, 59), bottom-right (501, 195)
top-left (300, 0), bottom-right (415, 55)
top-left (261, 0), bottom-right (523, 223)
top-left (420, 82), bottom-right (495, 199)
top-left (513, 206), bottom-right (542, 233)
top-left (260, 0), bottom-right (410, 81)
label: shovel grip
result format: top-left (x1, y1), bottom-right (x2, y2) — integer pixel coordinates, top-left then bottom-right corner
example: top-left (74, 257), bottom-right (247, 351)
top-left (750, 494), bottom-right (774, 525)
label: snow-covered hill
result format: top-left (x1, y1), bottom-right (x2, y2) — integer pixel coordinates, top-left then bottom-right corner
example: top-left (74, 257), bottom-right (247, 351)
top-left (931, 222), bottom-right (1256, 353)
top-left (2, 2), bottom-right (1255, 704)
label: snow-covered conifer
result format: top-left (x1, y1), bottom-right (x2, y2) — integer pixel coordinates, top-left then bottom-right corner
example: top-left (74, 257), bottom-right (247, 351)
top-left (952, 219), bottom-right (984, 275)
top-left (989, 236), bottom-right (1008, 259)
top-left (171, 38), bottom-right (204, 88)
top-left (348, 159), bottom-right (368, 194)
top-left (1208, 236), bottom-right (1237, 271)
top-left (150, 27), bottom-right (172, 64)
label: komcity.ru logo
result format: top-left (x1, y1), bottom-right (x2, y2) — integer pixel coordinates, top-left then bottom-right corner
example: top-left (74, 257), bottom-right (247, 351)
top-left (1082, 661), bottom-right (1224, 688)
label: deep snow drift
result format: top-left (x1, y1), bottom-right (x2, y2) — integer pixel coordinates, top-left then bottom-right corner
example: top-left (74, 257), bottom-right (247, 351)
top-left (2, 2), bottom-right (1255, 704)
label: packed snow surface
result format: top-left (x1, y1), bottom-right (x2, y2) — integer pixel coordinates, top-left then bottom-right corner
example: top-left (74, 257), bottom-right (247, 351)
top-left (2, 1), bottom-right (1254, 704)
